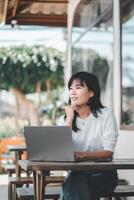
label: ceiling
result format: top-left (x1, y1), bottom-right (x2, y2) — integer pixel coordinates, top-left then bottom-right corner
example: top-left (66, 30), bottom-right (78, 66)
top-left (0, 0), bottom-right (68, 27)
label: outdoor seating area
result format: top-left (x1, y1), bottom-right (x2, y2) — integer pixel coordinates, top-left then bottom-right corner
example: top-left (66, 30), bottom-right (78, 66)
top-left (1, 140), bottom-right (134, 200)
top-left (18, 158), bottom-right (134, 200)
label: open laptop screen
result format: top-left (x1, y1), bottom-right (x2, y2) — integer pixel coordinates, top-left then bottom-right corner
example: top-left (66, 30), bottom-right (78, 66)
top-left (24, 126), bottom-right (75, 162)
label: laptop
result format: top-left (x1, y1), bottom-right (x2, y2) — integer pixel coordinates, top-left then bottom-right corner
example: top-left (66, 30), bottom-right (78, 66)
top-left (24, 126), bottom-right (75, 162)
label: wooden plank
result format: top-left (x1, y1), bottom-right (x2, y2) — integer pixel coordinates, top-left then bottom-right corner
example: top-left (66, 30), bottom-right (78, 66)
top-left (19, 159), bottom-right (134, 172)
top-left (113, 185), bottom-right (134, 197)
top-left (0, 0), bottom-right (9, 24)
top-left (20, 0), bottom-right (68, 3)
top-left (7, 13), bottom-right (67, 27)
top-left (17, 184), bottom-right (134, 199)
top-left (6, 3), bottom-right (29, 21)
top-left (12, 0), bottom-right (20, 17)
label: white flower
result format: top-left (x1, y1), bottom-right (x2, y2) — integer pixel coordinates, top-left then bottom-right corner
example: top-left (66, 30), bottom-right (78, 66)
top-left (23, 63), bottom-right (27, 68)
top-left (37, 62), bottom-right (41, 67)
top-left (42, 56), bottom-right (47, 62)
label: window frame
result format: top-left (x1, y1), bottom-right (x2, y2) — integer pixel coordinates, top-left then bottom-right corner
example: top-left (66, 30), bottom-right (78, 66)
top-left (120, 0), bottom-right (134, 130)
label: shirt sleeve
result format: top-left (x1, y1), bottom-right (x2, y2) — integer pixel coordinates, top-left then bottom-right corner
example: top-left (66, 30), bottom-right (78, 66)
top-left (101, 109), bottom-right (119, 152)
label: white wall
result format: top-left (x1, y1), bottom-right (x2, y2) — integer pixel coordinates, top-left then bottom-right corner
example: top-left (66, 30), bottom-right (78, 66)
top-left (115, 130), bottom-right (134, 159)
top-left (114, 130), bottom-right (134, 186)
top-left (115, 131), bottom-right (134, 199)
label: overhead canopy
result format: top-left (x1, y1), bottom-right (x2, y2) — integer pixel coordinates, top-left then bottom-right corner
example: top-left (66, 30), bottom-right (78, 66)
top-left (0, 0), bottom-right (68, 27)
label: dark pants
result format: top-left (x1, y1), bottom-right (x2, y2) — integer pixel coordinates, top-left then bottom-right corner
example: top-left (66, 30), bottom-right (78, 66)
top-left (62, 170), bottom-right (118, 200)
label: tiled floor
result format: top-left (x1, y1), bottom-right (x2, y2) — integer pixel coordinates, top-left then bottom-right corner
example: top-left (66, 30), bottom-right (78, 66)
top-left (0, 174), bottom-right (8, 200)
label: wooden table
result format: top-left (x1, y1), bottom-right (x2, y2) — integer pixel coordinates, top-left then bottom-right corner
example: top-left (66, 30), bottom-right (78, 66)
top-left (8, 145), bottom-right (26, 177)
top-left (19, 159), bottom-right (134, 200)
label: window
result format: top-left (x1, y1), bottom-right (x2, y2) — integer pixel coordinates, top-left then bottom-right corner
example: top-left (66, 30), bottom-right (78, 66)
top-left (121, 0), bottom-right (134, 129)
top-left (71, 0), bottom-right (113, 107)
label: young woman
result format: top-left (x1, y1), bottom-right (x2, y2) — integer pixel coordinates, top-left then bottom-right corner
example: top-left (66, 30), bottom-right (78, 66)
top-left (59, 71), bottom-right (118, 200)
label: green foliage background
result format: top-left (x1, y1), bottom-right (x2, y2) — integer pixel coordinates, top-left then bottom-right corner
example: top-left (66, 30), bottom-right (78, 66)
top-left (0, 45), bottom-right (64, 93)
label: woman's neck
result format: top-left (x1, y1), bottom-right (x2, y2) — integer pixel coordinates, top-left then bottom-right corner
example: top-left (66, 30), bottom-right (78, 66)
top-left (76, 105), bottom-right (91, 118)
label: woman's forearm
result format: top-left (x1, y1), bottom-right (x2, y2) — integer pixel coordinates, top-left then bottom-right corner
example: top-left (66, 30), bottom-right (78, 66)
top-left (66, 119), bottom-right (73, 127)
top-left (74, 150), bottom-right (113, 160)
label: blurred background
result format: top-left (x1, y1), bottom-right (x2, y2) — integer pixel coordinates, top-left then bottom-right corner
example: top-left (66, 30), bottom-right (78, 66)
top-left (0, 28), bottom-right (69, 171)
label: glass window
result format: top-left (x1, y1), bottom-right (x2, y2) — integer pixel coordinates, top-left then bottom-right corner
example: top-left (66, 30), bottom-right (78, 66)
top-left (72, 0), bottom-right (113, 107)
top-left (121, 0), bottom-right (134, 129)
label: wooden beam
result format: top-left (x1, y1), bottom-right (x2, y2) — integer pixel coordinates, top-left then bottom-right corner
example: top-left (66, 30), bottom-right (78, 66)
top-left (7, 3), bottom-right (29, 20)
top-left (6, 0), bottom-right (68, 20)
top-left (16, 4), bottom-right (29, 13)
top-left (12, 0), bottom-right (20, 17)
top-left (7, 13), bottom-right (67, 27)
top-left (0, 0), bottom-right (9, 24)
top-left (20, 0), bottom-right (68, 3)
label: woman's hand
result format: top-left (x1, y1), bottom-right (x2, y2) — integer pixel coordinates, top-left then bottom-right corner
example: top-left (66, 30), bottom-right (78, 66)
top-left (65, 105), bottom-right (76, 127)
top-left (74, 152), bottom-right (86, 160)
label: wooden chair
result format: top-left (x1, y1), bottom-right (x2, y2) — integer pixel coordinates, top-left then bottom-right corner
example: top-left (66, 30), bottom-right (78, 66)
top-left (8, 173), bottom-right (64, 200)
top-left (8, 176), bottom-right (33, 200)
top-left (6, 144), bottom-right (64, 200)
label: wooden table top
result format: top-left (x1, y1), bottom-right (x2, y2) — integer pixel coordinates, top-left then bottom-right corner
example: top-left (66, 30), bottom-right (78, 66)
top-left (19, 159), bottom-right (134, 172)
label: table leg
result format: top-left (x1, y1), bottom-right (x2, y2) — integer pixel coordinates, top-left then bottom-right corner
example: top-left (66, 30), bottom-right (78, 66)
top-left (33, 171), bottom-right (37, 200)
top-left (40, 171), bottom-right (45, 200)
top-left (33, 171), bottom-right (47, 200)
top-left (36, 172), bottom-right (41, 200)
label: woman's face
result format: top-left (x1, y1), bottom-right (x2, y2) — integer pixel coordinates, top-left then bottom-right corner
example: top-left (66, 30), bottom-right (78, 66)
top-left (69, 79), bottom-right (94, 107)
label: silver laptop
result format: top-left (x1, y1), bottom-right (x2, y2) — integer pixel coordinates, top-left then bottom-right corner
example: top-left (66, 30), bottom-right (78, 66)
top-left (24, 126), bottom-right (75, 162)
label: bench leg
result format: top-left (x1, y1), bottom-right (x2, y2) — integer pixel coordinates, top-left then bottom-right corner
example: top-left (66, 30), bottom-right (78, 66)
top-left (8, 181), bottom-right (12, 200)
top-left (13, 184), bottom-right (17, 200)
top-left (8, 180), bottom-right (23, 200)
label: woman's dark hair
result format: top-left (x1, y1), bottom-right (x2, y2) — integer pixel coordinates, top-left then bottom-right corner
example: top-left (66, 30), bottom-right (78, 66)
top-left (67, 71), bottom-right (104, 132)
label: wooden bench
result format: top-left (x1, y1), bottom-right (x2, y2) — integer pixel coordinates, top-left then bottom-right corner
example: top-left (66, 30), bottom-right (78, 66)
top-left (100, 179), bottom-right (134, 199)
top-left (8, 177), bottom-right (33, 200)
top-left (16, 184), bottom-right (134, 200)
top-left (112, 185), bottom-right (134, 198)
top-left (17, 185), bottom-right (61, 200)
top-left (8, 175), bottom-right (64, 200)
